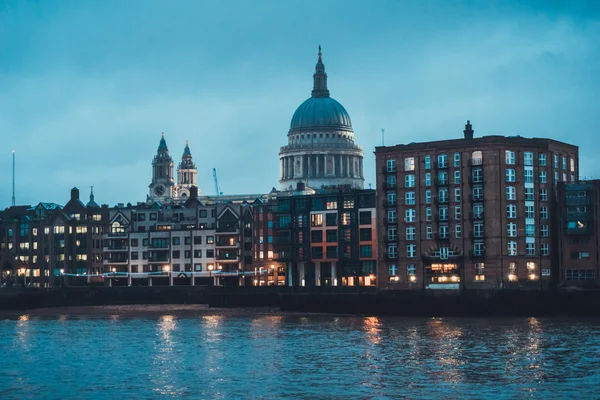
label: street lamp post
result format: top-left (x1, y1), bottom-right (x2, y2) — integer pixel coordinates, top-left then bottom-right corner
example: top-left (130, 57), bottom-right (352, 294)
top-left (208, 264), bottom-right (214, 286)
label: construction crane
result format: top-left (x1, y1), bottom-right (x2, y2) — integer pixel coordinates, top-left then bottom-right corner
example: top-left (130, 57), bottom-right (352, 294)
top-left (212, 168), bottom-right (222, 196)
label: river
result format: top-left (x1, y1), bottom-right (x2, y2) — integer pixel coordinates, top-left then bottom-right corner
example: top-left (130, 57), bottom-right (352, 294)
top-left (1, 305), bottom-right (599, 399)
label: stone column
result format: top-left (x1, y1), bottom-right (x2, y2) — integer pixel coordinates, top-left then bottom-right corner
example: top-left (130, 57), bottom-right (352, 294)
top-left (346, 156), bottom-right (350, 178)
top-left (316, 156), bottom-right (320, 178)
top-left (308, 155), bottom-right (312, 177)
top-left (339, 155), bottom-right (343, 178)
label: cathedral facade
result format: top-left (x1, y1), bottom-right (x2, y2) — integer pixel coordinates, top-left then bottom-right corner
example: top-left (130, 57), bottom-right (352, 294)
top-left (279, 47), bottom-right (365, 191)
top-left (148, 133), bottom-right (198, 203)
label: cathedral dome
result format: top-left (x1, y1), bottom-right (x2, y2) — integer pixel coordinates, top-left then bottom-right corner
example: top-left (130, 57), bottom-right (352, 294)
top-left (290, 96), bottom-right (352, 133)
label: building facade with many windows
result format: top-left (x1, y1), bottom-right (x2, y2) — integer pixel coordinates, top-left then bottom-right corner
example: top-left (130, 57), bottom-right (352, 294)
top-left (273, 188), bottom-right (376, 287)
top-left (376, 121), bottom-right (578, 290)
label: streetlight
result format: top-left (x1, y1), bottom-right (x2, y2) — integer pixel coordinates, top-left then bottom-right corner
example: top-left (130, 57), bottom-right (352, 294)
top-left (208, 264), bottom-right (214, 286)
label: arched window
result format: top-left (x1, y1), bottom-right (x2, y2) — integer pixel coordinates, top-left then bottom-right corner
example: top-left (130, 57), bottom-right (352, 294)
top-left (471, 151), bottom-right (483, 165)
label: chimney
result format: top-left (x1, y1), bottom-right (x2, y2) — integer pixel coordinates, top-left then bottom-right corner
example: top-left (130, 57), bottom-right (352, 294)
top-left (464, 120), bottom-right (474, 139)
top-left (190, 185), bottom-right (198, 199)
top-left (70, 187), bottom-right (79, 201)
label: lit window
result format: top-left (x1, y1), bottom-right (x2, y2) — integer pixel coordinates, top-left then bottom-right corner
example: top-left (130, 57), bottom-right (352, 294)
top-left (508, 263), bottom-right (517, 281)
top-left (471, 151), bottom-right (483, 165)
top-left (475, 263), bottom-right (484, 281)
top-left (570, 158), bottom-right (575, 172)
top-left (404, 157), bottom-right (415, 171)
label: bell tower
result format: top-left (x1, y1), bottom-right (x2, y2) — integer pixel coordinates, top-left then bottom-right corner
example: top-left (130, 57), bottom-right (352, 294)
top-left (148, 132), bottom-right (175, 202)
top-left (176, 140), bottom-right (198, 200)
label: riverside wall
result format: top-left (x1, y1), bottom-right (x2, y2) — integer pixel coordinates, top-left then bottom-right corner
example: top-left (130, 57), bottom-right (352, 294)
top-left (2, 286), bottom-right (600, 317)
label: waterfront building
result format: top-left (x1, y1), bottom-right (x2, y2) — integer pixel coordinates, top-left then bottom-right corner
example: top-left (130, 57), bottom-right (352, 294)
top-left (251, 197), bottom-right (286, 286)
top-left (557, 181), bottom-right (600, 287)
top-left (103, 187), bottom-right (257, 286)
top-left (279, 47), bottom-right (364, 191)
top-left (0, 188), bottom-right (108, 287)
top-left (273, 186), bottom-right (377, 287)
top-left (375, 121), bottom-right (578, 290)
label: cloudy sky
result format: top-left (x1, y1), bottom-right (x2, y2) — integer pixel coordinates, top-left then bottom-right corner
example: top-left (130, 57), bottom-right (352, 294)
top-left (1, 0), bottom-right (599, 208)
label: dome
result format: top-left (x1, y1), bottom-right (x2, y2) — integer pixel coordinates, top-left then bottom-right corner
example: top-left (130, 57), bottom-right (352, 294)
top-left (290, 96), bottom-right (352, 133)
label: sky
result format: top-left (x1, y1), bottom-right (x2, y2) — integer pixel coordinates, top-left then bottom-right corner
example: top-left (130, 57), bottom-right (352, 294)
top-left (1, 0), bottom-right (599, 208)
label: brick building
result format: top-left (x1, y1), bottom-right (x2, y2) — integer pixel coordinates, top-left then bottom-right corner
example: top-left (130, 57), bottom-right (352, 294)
top-left (557, 181), bottom-right (600, 287)
top-left (0, 188), bottom-right (108, 287)
top-left (375, 121), bottom-right (578, 290)
top-left (273, 186), bottom-right (377, 287)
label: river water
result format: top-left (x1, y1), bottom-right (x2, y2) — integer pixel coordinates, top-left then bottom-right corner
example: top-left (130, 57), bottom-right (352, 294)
top-left (1, 305), bottom-right (599, 399)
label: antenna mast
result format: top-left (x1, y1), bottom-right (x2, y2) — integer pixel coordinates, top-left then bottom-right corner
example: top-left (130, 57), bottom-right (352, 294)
top-left (12, 150), bottom-right (15, 206)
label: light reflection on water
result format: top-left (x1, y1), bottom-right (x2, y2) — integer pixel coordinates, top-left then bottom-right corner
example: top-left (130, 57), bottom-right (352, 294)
top-left (2, 312), bottom-right (600, 399)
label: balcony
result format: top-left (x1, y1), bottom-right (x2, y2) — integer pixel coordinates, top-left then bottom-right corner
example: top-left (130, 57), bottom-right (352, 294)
top-left (216, 252), bottom-right (240, 262)
top-left (215, 240), bottom-right (240, 248)
top-left (148, 243), bottom-right (169, 249)
top-left (103, 246), bottom-right (128, 252)
top-left (382, 166), bottom-right (397, 174)
top-left (216, 225), bottom-right (240, 234)
top-left (148, 256), bottom-right (169, 263)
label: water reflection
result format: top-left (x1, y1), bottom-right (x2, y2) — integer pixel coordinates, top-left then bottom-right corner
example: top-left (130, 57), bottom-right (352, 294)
top-left (151, 315), bottom-right (180, 396)
top-left (426, 318), bottom-right (464, 385)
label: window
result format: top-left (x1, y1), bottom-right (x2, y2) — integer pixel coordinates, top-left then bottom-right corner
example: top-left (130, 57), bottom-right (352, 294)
top-left (184, 250), bottom-right (191, 258)
top-left (571, 251), bottom-right (590, 260)
top-left (426, 226), bottom-right (433, 240)
top-left (326, 198), bottom-right (337, 210)
top-left (526, 243), bottom-right (535, 256)
top-left (565, 269), bottom-right (595, 280)
top-left (540, 207), bottom-right (548, 220)
top-left (454, 153), bottom-right (460, 167)
top-left (359, 228), bottom-right (371, 241)
top-left (388, 244), bottom-right (398, 259)
top-left (525, 187), bottom-right (534, 201)
top-left (389, 264), bottom-right (398, 277)
top-left (540, 225), bottom-right (548, 237)
top-left (172, 250), bottom-right (181, 259)
top-left (437, 154), bottom-right (448, 168)
top-left (505, 150), bottom-right (515, 165)
top-left (425, 190), bottom-right (431, 204)
top-left (539, 171), bottom-right (547, 183)
top-left (541, 243), bottom-right (549, 256)
top-left (386, 159), bottom-right (396, 172)
top-left (475, 263), bottom-right (484, 281)
top-left (360, 245), bottom-right (372, 257)
top-left (437, 171), bottom-right (448, 185)
top-left (553, 154), bottom-right (559, 168)
top-left (424, 156), bottom-right (431, 169)
top-left (387, 210), bottom-right (397, 223)
top-left (506, 169), bottom-right (515, 182)
top-left (326, 229), bottom-right (338, 242)
top-left (454, 206), bottom-right (461, 220)
top-left (404, 157), bottom-right (415, 171)
top-left (526, 205), bottom-right (534, 219)
top-left (472, 186), bottom-right (483, 201)
top-left (206, 236), bottom-right (214, 244)
top-left (473, 204), bottom-right (483, 219)
top-left (524, 152), bottom-right (533, 166)
top-left (405, 209), bottom-right (416, 223)
top-left (454, 188), bottom-right (461, 202)
top-left (386, 175), bottom-right (396, 187)
top-left (343, 200), bottom-right (355, 209)
top-left (407, 244), bottom-right (416, 258)
top-left (425, 173), bottom-right (431, 186)
top-left (199, 210), bottom-right (207, 218)
top-left (472, 169), bottom-right (483, 183)
top-left (425, 207), bottom-right (432, 221)
top-left (359, 211), bottom-right (371, 225)
top-left (455, 225), bottom-right (462, 238)
top-left (311, 214), bottom-right (323, 227)
top-left (406, 227), bottom-right (416, 240)
top-left (506, 186), bottom-right (516, 201)
top-left (554, 171), bottom-right (559, 183)
top-left (172, 237), bottom-right (180, 245)
top-left (388, 226), bottom-right (397, 240)
top-left (387, 192), bottom-right (397, 206)
top-left (438, 207), bottom-right (448, 221)
top-left (508, 263), bottom-right (517, 280)
top-left (407, 264), bottom-right (416, 278)
top-left (570, 158), bottom-right (575, 172)
top-left (562, 172), bottom-right (567, 182)
top-left (539, 153), bottom-right (546, 166)
top-left (525, 224), bottom-right (535, 237)
top-left (524, 170), bottom-right (533, 183)
top-left (438, 188), bottom-right (448, 203)
top-left (194, 236), bottom-right (202, 245)
top-left (562, 156), bottom-right (567, 170)
top-left (507, 223), bottom-right (517, 237)
top-left (474, 241), bottom-right (485, 256)
top-left (311, 230), bottom-right (323, 243)
top-left (405, 175), bottom-right (415, 188)
top-left (405, 192), bottom-right (415, 205)
top-left (473, 222), bottom-right (484, 238)
top-left (454, 170), bottom-right (460, 184)
top-left (439, 224), bottom-right (449, 239)
top-left (471, 151), bottom-right (483, 165)
top-left (508, 241), bottom-right (517, 256)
